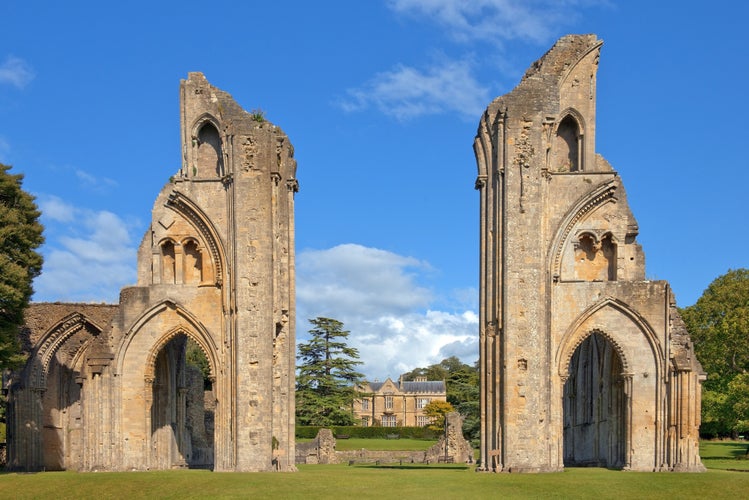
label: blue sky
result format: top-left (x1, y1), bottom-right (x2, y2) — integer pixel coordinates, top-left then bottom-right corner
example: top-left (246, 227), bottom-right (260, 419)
top-left (1, 1), bottom-right (747, 379)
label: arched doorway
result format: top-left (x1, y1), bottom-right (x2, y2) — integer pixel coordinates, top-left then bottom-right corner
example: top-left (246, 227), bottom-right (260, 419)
top-left (149, 333), bottom-right (214, 469)
top-left (563, 332), bottom-right (625, 468)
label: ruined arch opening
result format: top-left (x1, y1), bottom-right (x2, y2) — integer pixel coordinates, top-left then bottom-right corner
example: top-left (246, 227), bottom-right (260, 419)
top-left (563, 332), bottom-right (625, 468)
top-left (149, 333), bottom-right (215, 470)
top-left (196, 122), bottom-right (223, 177)
top-left (41, 350), bottom-right (84, 471)
top-left (556, 115), bottom-right (581, 172)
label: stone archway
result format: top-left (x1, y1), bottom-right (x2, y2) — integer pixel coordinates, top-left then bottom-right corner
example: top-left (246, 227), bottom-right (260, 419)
top-left (147, 332), bottom-right (215, 470)
top-left (563, 332), bottom-right (626, 468)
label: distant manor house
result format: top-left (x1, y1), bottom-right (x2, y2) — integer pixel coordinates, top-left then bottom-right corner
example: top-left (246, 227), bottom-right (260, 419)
top-left (354, 377), bottom-right (447, 427)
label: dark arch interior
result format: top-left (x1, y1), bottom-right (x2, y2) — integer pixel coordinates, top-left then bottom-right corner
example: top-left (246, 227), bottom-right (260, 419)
top-left (150, 333), bottom-right (214, 469)
top-left (563, 332), bottom-right (625, 468)
top-left (556, 115), bottom-right (580, 172)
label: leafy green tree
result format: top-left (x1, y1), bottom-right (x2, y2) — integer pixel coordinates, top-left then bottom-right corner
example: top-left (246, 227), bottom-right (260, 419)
top-left (296, 317), bottom-right (363, 426)
top-left (681, 268), bottom-right (749, 436)
top-left (402, 356), bottom-right (480, 442)
top-left (422, 400), bottom-right (455, 432)
top-left (186, 337), bottom-right (211, 389)
top-left (0, 163), bottom-right (44, 370)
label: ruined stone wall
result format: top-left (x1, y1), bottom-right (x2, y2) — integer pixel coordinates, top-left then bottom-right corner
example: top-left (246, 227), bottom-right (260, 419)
top-left (474, 34), bottom-right (704, 472)
top-left (7, 73), bottom-right (298, 473)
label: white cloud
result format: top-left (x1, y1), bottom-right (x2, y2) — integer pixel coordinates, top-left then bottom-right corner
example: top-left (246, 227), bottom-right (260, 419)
top-left (38, 195), bottom-right (76, 223)
top-left (75, 168), bottom-right (118, 192)
top-left (0, 56), bottom-right (35, 89)
top-left (33, 202), bottom-right (138, 303)
top-left (387, 0), bottom-right (605, 45)
top-left (297, 244), bottom-right (478, 380)
top-left (339, 58), bottom-right (490, 121)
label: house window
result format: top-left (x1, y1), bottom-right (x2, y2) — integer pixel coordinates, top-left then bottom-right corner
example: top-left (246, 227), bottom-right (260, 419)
top-left (416, 398), bottom-right (430, 409)
top-left (361, 399), bottom-right (369, 410)
top-left (385, 396), bottom-right (393, 410)
top-left (361, 416), bottom-right (370, 427)
top-left (417, 416), bottom-right (430, 427)
top-left (382, 415), bottom-right (397, 427)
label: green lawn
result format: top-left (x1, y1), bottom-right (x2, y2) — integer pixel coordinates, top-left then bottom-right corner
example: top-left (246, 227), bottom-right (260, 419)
top-left (3, 465), bottom-right (749, 499)
top-left (700, 440), bottom-right (749, 471)
top-left (3, 442), bottom-right (749, 499)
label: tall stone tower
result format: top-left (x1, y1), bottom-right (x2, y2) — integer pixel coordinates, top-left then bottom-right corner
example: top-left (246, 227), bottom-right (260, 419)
top-left (6, 73), bottom-right (298, 472)
top-left (474, 35), bottom-right (704, 472)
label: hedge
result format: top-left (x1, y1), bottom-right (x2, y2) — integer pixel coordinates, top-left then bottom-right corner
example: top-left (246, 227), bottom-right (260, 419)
top-left (296, 425), bottom-right (439, 440)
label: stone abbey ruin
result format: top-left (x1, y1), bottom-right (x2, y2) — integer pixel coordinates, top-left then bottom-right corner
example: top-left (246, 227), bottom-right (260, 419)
top-left (474, 34), bottom-right (704, 472)
top-left (6, 73), bottom-right (299, 471)
top-left (5, 34), bottom-right (705, 472)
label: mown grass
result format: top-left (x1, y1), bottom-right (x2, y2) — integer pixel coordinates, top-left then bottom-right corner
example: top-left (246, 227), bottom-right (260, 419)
top-left (3, 465), bottom-right (749, 500)
top-left (3, 441), bottom-right (749, 499)
top-left (700, 439), bottom-right (749, 471)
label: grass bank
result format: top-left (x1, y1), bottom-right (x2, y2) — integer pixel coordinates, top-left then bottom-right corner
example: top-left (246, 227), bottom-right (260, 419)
top-left (3, 441), bottom-right (749, 499)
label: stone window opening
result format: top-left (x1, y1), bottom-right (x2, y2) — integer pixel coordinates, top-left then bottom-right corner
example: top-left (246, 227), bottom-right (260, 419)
top-left (556, 115), bottom-right (582, 172)
top-left (384, 395), bottom-right (394, 410)
top-left (161, 240), bottom-right (176, 284)
top-left (195, 122), bottom-right (224, 177)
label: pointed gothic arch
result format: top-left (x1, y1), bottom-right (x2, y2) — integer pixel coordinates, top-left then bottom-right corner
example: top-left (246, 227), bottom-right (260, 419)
top-left (548, 180), bottom-right (619, 281)
top-left (190, 114), bottom-right (224, 177)
top-left (28, 313), bottom-right (105, 389)
top-left (166, 191), bottom-right (225, 286)
top-left (115, 299), bottom-right (218, 378)
top-left (554, 110), bottom-right (585, 172)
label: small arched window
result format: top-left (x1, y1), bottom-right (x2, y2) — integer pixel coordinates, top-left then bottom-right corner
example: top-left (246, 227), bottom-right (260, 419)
top-left (196, 123), bottom-right (223, 177)
top-left (182, 240), bottom-right (203, 284)
top-left (161, 240), bottom-right (176, 284)
top-left (556, 115), bottom-right (580, 172)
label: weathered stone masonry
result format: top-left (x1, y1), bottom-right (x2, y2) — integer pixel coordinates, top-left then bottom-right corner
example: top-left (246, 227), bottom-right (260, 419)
top-left (474, 35), bottom-right (705, 472)
top-left (6, 73), bottom-right (298, 472)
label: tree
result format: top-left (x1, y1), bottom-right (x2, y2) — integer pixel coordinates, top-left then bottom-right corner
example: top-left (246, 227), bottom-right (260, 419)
top-left (296, 317), bottom-right (363, 426)
top-left (422, 400), bottom-right (455, 432)
top-left (0, 163), bottom-right (44, 370)
top-left (402, 356), bottom-right (480, 442)
top-left (681, 268), bottom-right (749, 436)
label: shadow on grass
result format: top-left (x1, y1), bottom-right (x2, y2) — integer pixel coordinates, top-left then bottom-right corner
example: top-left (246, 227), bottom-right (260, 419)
top-left (702, 441), bottom-right (749, 459)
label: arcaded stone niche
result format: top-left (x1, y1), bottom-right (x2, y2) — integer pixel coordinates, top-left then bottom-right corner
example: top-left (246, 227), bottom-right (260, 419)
top-left (573, 232), bottom-right (616, 281)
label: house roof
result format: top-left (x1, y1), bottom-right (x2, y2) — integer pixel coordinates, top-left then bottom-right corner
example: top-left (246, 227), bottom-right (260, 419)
top-left (360, 378), bottom-right (446, 394)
